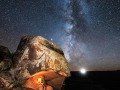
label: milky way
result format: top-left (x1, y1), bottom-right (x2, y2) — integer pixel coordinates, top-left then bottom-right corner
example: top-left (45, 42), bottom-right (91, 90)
top-left (62, 0), bottom-right (120, 70)
top-left (0, 0), bottom-right (120, 70)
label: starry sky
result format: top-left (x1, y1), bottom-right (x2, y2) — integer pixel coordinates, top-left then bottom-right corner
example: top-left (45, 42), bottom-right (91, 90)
top-left (0, 0), bottom-right (120, 71)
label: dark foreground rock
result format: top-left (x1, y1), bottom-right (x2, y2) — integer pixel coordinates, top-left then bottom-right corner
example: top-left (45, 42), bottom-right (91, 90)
top-left (0, 45), bottom-right (11, 71)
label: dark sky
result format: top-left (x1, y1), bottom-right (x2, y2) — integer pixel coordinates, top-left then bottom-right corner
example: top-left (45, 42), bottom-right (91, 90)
top-left (0, 0), bottom-right (120, 71)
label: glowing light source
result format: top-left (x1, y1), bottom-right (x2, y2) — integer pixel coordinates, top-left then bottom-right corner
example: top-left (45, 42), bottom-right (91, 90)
top-left (37, 78), bottom-right (42, 84)
top-left (80, 68), bottom-right (87, 74)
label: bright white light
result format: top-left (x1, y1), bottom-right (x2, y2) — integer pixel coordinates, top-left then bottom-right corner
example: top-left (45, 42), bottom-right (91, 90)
top-left (80, 68), bottom-right (87, 74)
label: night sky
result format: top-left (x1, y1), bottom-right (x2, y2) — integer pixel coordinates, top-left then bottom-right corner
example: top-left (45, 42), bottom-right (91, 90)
top-left (0, 0), bottom-right (120, 71)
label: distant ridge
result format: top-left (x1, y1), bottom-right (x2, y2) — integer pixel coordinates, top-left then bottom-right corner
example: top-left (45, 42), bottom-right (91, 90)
top-left (64, 71), bottom-right (120, 90)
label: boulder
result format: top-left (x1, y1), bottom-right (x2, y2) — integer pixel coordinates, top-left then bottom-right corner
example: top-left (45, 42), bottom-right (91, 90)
top-left (12, 36), bottom-right (70, 90)
top-left (0, 36), bottom-right (71, 90)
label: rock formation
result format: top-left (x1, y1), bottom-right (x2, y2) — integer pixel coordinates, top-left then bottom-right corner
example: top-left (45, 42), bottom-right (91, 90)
top-left (0, 45), bottom-right (11, 71)
top-left (0, 36), bottom-right (70, 90)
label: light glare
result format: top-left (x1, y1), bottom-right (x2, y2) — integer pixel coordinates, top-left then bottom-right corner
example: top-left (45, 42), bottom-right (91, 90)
top-left (80, 68), bottom-right (86, 74)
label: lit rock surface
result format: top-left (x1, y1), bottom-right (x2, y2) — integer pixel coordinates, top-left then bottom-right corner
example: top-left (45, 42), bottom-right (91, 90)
top-left (12, 35), bottom-right (34, 68)
top-left (11, 36), bottom-right (70, 90)
top-left (0, 36), bottom-right (70, 90)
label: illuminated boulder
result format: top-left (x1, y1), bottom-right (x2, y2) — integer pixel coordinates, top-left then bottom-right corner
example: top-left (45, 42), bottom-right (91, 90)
top-left (12, 36), bottom-right (70, 90)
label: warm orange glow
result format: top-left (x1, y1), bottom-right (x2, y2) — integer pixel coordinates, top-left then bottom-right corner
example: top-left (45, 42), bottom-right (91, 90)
top-left (24, 70), bottom-right (62, 90)
top-left (24, 74), bottom-right (44, 89)
top-left (37, 78), bottom-right (42, 84)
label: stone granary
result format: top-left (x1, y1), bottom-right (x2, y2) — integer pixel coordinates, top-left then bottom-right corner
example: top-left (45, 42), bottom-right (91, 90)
top-left (0, 36), bottom-right (70, 90)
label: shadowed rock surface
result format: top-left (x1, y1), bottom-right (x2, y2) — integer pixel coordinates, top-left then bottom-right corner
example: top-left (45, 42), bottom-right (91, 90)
top-left (0, 45), bottom-right (13, 90)
top-left (0, 45), bottom-right (11, 71)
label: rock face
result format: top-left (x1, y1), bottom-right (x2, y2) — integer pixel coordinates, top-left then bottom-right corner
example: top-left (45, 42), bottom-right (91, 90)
top-left (12, 36), bottom-right (70, 90)
top-left (0, 45), bottom-right (11, 71)
top-left (0, 45), bottom-right (13, 90)
top-left (0, 36), bottom-right (70, 90)
top-left (12, 35), bottom-right (34, 68)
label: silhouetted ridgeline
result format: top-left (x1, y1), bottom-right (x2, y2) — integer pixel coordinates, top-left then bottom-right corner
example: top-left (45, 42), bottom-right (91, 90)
top-left (64, 71), bottom-right (120, 90)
